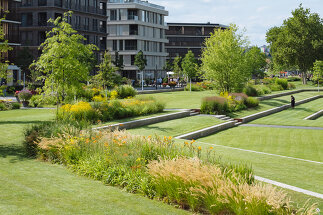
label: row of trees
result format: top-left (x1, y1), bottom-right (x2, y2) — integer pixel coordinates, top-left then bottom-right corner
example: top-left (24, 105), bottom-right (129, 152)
top-left (199, 4), bottom-right (322, 93)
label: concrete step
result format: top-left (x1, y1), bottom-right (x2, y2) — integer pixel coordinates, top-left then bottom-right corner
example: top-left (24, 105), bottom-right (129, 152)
top-left (190, 112), bottom-right (200, 116)
top-left (222, 117), bottom-right (231, 120)
top-left (235, 122), bottom-right (243, 126)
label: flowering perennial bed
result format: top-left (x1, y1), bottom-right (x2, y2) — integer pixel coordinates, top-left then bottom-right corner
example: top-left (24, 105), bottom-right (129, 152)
top-left (24, 122), bottom-right (317, 215)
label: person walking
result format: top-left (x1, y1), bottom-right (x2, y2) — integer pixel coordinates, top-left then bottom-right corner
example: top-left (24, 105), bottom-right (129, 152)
top-left (291, 95), bottom-right (295, 108)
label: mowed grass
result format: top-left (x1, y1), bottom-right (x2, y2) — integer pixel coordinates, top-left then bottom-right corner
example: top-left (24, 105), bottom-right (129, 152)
top-left (252, 98), bottom-right (323, 127)
top-left (0, 109), bottom-right (190, 215)
top-left (199, 126), bottom-right (323, 163)
top-left (230, 91), bottom-right (322, 118)
top-left (128, 115), bottom-right (224, 137)
top-left (138, 90), bottom-right (217, 109)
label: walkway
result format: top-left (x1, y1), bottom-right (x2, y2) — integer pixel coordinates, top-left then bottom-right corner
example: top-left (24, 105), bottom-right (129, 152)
top-left (241, 124), bottom-right (323, 130)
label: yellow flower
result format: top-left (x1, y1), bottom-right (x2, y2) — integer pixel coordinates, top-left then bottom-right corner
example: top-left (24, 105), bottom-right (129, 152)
top-left (210, 147), bottom-right (214, 150)
top-left (184, 142), bottom-right (189, 145)
top-left (198, 146), bottom-right (202, 151)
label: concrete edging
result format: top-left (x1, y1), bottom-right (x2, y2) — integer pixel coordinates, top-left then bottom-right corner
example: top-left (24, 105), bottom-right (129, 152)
top-left (176, 121), bottom-right (236, 140)
top-left (93, 110), bottom-right (191, 131)
top-left (257, 88), bottom-right (323, 101)
top-left (241, 95), bottom-right (323, 123)
top-left (137, 88), bottom-right (184, 94)
top-left (304, 109), bottom-right (323, 120)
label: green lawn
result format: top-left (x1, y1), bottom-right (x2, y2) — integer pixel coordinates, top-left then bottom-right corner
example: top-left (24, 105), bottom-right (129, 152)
top-left (230, 91), bottom-right (322, 118)
top-left (0, 109), bottom-right (190, 215)
top-left (138, 90), bottom-right (217, 109)
top-left (193, 138), bottom-right (323, 209)
top-left (128, 115), bottom-right (224, 137)
top-left (252, 98), bottom-right (323, 127)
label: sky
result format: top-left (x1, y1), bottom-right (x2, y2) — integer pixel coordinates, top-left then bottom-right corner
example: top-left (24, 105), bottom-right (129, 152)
top-left (152, 0), bottom-right (323, 46)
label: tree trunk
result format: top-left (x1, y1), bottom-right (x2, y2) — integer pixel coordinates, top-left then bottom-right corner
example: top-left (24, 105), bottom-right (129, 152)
top-left (302, 71), bottom-right (307, 85)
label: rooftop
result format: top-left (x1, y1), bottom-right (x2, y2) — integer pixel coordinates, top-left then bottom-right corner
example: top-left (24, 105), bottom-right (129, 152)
top-left (167, 22), bottom-right (229, 28)
top-left (108, 0), bottom-right (165, 10)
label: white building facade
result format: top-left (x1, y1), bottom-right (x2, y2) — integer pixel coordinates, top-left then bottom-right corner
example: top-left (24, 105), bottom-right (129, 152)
top-left (107, 0), bottom-right (168, 80)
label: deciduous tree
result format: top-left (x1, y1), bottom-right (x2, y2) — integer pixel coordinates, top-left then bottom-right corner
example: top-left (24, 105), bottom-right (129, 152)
top-left (201, 24), bottom-right (250, 93)
top-left (266, 5), bottom-right (323, 84)
top-left (181, 50), bottom-right (198, 91)
top-left (134, 50), bottom-right (147, 90)
top-left (32, 12), bottom-right (97, 104)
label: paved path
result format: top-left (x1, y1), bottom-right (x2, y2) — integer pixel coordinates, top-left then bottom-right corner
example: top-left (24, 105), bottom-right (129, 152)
top-left (255, 176), bottom-right (323, 199)
top-left (241, 124), bottom-right (323, 130)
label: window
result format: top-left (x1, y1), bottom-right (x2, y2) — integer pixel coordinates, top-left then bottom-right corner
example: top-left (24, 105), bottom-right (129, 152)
top-left (38, 31), bottom-right (46, 45)
top-left (55, 13), bottom-right (62, 20)
top-left (131, 55), bottom-right (135, 65)
top-left (38, 12), bottom-right (47, 26)
top-left (129, 25), bottom-right (138, 35)
top-left (112, 40), bottom-right (117, 51)
top-left (84, 35), bottom-right (90, 44)
top-left (159, 43), bottom-right (163, 52)
top-left (125, 40), bottom-right (137, 50)
top-left (119, 40), bottom-right (123, 51)
top-left (38, 0), bottom-right (47, 6)
top-left (85, 18), bottom-right (90, 30)
top-left (100, 37), bottom-right (106, 50)
top-left (99, 20), bottom-right (106, 33)
top-left (110, 10), bottom-right (117, 21)
top-left (93, 19), bottom-right (98, 31)
top-left (54, 0), bottom-right (62, 7)
top-left (21, 13), bottom-right (33, 27)
top-left (128, 9), bottom-right (138, 20)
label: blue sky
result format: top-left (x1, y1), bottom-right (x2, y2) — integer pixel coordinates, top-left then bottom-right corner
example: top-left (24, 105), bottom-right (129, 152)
top-left (152, 0), bottom-right (323, 46)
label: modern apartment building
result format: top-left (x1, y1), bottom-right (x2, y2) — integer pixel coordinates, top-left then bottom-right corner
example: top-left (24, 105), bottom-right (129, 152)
top-left (0, 0), bottom-right (22, 86)
top-left (107, 0), bottom-right (168, 80)
top-left (165, 23), bottom-right (228, 62)
top-left (18, 0), bottom-right (108, 61)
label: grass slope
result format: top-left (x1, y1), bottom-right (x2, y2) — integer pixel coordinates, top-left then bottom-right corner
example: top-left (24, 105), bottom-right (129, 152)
top-left (128, 115), bottom-right (224, 137)
top-left (0, 109), bottom-right (190, 215)
top-left (252, 98), bottom-right (323, 127)
top-left (230, 91), bottom-right (321, 118)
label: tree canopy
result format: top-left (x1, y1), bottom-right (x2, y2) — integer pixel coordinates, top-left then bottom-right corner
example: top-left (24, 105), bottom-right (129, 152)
top-left (93, 51), bottom-right (121, 89)
top-left (312, 60), bottom-right (323, 84)
top-left (32, 11), bottom-right (97, 103)
top-left (0, 15), bottom-right (12, 81)
top-left (246, 46), bottom-right (267, 82)
top-left (172, 56), bottom-right (182, 77)
top-left (266, 4), bottom-right (323, 84)
top-left (181, 50), bottom-right (198, 80)
top-left (134, 50), bottom-right (147, 71)
top-left (201, 24), bottom-right (250, 93)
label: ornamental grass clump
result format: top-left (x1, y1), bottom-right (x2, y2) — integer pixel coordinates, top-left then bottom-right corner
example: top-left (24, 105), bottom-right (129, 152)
top-left (147, 157), bottom-right (318, 215)
top-left (57, 101), bottom-right (99, 123)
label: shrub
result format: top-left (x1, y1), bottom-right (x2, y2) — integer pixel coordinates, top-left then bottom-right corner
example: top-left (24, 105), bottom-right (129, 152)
top-left (57, 101), bottom-right (99, 123)
top-left (288, 83), bottom-right (296, 90)
top-left (18, 89), bottom-right (33, 101)
top-left (201, 96), bottom-right (231, 115)
top-left (275, 78), bottom-right (288, 90)
top-left (0, 102), bottom-right (6, 111)
top-left (184, 84), bottom-right (204, 91)
top-left (116, 85), bottom-right (137, 99)
top-left (11, 102), bottom-right (21, 109)
top-left (269, 84), bottom-right (284, 91)
top-left (243, 85), bottom-right (258, 97)
top-left (29, 95), bottom-right (43, 107)
top-left (244, 97), bottom-right (259, 108)
top-left (287, 76), bottom-right (301, 82)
